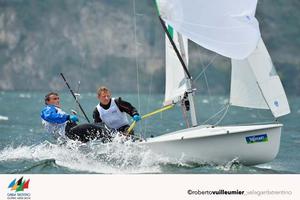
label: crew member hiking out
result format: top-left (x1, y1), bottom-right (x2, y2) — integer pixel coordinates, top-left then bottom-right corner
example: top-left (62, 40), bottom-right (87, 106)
top-left (41, 92), bottom-right (111, 143)
top-left (93, 86), bottom-right (141, 134)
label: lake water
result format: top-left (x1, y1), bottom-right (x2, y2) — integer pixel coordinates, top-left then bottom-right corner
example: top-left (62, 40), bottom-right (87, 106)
top-left (0, 91), bottom-right (299, 174)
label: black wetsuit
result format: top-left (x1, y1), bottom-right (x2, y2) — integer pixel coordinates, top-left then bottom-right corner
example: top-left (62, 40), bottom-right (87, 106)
top-left (65, 122), bottom-right (113, 143)
top-left (41, 105), bottom-right (113, 143)
top-left (93, 97), bottom-right (139, 132)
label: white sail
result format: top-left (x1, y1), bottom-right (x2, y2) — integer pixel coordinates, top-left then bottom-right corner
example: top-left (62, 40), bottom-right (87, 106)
top-left (230, 38), bottom-right (290, 118)
top-left (136, 1), bottom-right (287, 167)
top-left (156, 0), bottom-right (260, 59)
top-left (230, 48), bottom-right (269, 109)
top-left (164, 26), bottom-right (188, 105)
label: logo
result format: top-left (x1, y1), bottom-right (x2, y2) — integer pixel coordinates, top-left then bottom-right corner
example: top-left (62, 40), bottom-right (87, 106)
top-left (8, 177), bottom-right (30, 192)
top-left (7, 177), bottom-right (31, 200)
top-left (274, 100), bottom-right (279, 107)
top-left (245, 134), bottom-right (268, 144)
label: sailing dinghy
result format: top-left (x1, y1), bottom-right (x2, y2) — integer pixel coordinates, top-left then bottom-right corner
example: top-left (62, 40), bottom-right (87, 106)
top-left (136, 0), bottom-right (290, 166)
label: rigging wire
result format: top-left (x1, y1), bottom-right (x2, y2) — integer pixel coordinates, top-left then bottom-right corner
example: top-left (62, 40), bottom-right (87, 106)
top-left (132, 0), bottom-right (143, 136)
top-left (195, 50), bottom-right (218, 121)
top-left (72, 52), bottom-right (85, 117)
top-left (195, 51), bottom-right (218, 111)
top-left (201, 102), bottom-right (277, 127)
top-left (193, 54), bottom-right (217, 81)
top-left (143, 71), bottom-right (154, 135)
top-left (132, 0), bottom-right (140, 110)
top-left (193, 49), bottom-right (233, 126)
top-left (132, 0), bottom-right (156, 137)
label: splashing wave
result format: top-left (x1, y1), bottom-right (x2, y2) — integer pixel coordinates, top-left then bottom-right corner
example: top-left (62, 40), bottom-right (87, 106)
top-left (0, 136), bottom-right (173, 174)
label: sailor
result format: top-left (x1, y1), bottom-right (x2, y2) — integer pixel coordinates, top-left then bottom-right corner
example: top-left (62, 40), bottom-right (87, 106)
top-left (93, 86), bottom-right (141, 134)
top-left (40, 92), bottom-right (78, 139)
top-left (41, 92), bottom-right (111, 143)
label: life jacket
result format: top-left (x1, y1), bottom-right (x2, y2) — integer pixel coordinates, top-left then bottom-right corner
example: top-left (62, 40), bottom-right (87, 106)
top-left (41, 107), bottom-right (67, 138)
top-left (96, 98), bottom-right (129, 129)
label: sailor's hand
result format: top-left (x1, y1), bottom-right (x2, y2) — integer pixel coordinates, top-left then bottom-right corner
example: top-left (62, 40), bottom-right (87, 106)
top-left (69, 115), bottom-right (79, 122)
top-left (132, 114), bottom-right (141, 122)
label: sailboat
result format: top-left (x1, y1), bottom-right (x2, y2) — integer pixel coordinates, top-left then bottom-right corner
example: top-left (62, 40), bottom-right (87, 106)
top-left (137, 0), bottom-right (290, 166)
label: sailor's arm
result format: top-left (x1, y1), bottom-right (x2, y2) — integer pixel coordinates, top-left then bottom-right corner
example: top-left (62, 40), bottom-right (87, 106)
top-left (41, 106), bottom-right (69, 124)
top-left (115, 97), bottom-right (139, 117)
top-left (93, 107), bottom-right (102, 123)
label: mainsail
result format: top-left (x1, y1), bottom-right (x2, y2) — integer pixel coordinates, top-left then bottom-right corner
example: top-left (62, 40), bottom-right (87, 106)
top-left (230, 38), bottom-right (290, 118)
top-left (156, 0), bottom-right (290, 118)
top-left (156, 0), bottom-right (260, 59)
top-left (164, 25), bottom-right (188, 106)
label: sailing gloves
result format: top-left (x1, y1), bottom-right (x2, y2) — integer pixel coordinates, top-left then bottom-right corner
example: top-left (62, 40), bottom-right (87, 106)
top-left (132, 114), bottom-right (141, 122)
top-left (69, 115), bottom-right (79, 122)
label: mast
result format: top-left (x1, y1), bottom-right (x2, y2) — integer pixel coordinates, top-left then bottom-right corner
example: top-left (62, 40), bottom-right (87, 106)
top-left (158, 16), bottom-right (198, 126)
top-left (177, 33), bottom-right (198, 127)
top-left (158, 16), bottom-right (191, 79)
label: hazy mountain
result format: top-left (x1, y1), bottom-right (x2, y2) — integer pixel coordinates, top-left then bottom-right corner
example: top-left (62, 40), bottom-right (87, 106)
top-left (0, 0), bottom-right (299, 95)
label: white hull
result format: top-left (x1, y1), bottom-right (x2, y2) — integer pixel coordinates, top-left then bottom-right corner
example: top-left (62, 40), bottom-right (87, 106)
top-left (138, 124), bottom-right (282, 166)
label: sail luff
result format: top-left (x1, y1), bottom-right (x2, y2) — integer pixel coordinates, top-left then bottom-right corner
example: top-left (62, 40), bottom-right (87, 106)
top-left (155, 10), bottom-right (191, 105)
top-left (163, 25), bottom-right (189, 105)
top-left (159, 16), bottom-right (191, 79)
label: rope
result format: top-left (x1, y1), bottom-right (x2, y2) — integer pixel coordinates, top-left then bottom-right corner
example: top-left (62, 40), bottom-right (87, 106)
top-left (200, 103), bottom-right (230, 126)
top-left (213, 103), bottom-right (230, 126)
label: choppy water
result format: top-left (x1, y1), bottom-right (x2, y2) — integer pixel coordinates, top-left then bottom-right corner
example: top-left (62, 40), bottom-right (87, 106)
top-left (0, 91), bottom-right (299, 174)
